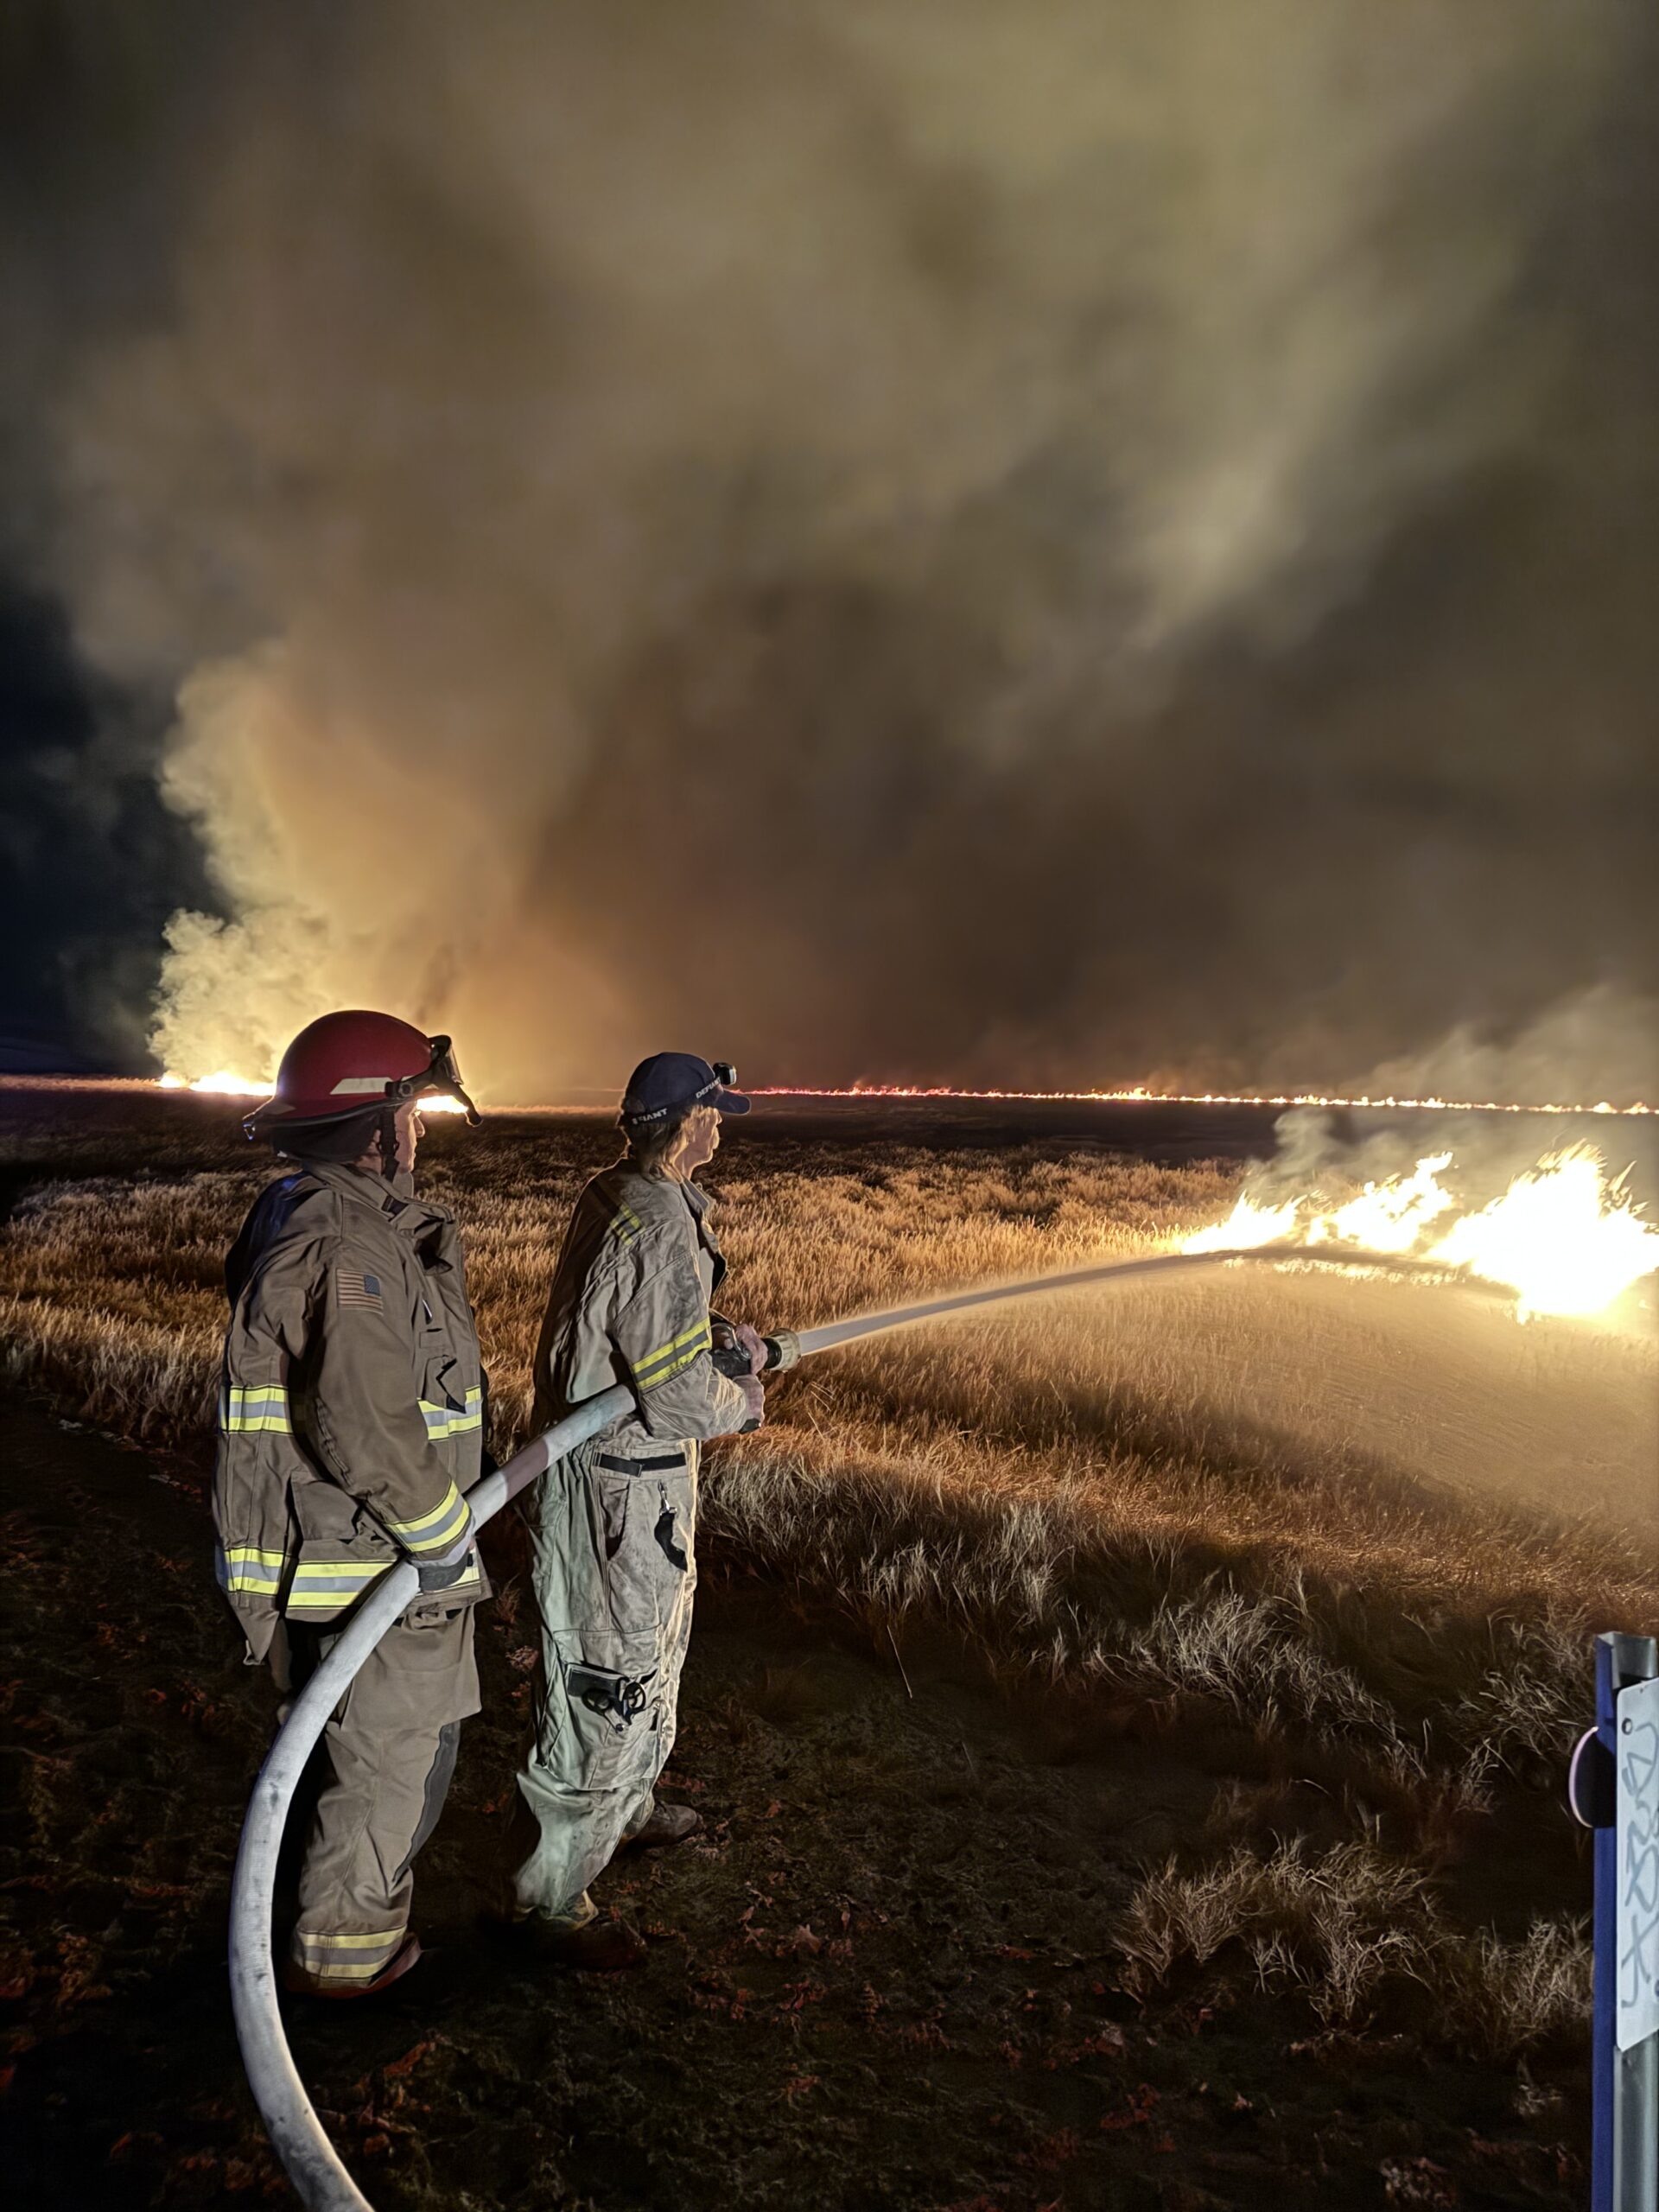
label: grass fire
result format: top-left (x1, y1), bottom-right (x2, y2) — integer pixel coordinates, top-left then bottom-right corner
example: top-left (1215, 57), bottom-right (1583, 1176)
top-left (3, 1081), bottom-right (1655, 2208)
top-left (5, 3), bottom-right (1658, 2206)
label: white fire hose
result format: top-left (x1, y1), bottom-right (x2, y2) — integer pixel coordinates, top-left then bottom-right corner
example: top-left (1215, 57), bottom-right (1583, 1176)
top-left (229, 1244), bottom-right (1507, 2209)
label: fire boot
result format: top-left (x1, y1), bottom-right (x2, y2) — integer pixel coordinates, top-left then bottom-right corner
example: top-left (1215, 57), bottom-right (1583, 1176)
top-left (624, 1801), bottom-right (703, 1851)
top-left (281, 1932), bottom-right (423, 2001)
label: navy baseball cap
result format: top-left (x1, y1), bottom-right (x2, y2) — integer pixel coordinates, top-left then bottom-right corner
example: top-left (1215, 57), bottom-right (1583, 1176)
top-left (620, 1053), bottom-right (751, 1127)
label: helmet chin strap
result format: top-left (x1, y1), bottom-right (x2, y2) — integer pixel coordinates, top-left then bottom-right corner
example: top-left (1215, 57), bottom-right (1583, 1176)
top-left (378, 1103), bottom-right (402, 1183)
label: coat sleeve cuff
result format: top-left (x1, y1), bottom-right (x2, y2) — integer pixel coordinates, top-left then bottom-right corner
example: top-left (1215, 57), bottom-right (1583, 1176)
top-left (385, 1481), bottom-right (474, 1555)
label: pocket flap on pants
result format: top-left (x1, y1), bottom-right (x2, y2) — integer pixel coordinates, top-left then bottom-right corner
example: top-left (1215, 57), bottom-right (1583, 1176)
top-left (543, 1629), bottom-right (663, 1787)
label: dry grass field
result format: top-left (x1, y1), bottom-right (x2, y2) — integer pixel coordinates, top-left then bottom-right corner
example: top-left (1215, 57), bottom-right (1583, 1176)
top-left (3, 1085), bottom-right (1656, 2209)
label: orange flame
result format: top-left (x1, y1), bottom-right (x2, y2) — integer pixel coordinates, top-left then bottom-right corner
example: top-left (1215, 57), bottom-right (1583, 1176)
top-left (1183, 1144), bottom-right (1659, 1319)
top-left (755, 1085), bottom-right (1652, 1116)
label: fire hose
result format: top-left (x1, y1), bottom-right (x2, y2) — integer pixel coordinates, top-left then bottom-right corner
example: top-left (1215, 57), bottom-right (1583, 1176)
top-left (229, 1243), bottom-right (1508, 2210)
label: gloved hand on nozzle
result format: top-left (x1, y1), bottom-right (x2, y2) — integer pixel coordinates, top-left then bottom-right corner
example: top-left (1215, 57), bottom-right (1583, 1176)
top-left (734, 1373), bottom-right (766, 1433)
top-left (731, 1321), bottom-right (769, 1375)
top-left (710, 1313), bottom-right (792, 1431)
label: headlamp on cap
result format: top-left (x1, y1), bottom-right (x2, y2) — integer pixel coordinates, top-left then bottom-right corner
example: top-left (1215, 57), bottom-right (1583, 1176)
top-left (620, 1052), bottom-right (752, 1128)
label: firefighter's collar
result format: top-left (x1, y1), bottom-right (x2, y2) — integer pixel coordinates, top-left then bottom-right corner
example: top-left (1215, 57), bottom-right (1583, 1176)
top-left (677, 1175), bottom-right (715, 1221)
top-left (302, 1159), bottom-right (451, 1229)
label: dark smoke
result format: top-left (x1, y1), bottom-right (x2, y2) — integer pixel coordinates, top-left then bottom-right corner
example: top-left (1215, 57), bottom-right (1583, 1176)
top-left (3, 0), bottom-right (1656, 1100)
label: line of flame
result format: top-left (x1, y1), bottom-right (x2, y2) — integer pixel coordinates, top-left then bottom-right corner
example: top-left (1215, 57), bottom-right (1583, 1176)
top-left (752, 1085), bottom-right (1653, 1116)
top-left (156, 1077), bottom-right (1655, 1117)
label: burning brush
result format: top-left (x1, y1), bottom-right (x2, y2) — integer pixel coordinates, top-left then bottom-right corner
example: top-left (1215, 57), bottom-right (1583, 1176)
top-left (1183, 1142), bottom-right (1659, 1320)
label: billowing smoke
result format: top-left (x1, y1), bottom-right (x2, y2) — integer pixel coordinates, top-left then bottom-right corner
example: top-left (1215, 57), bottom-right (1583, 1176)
top-left (1355, 985), bottom-right (1659, 1114)
top-left (7, 0), bottom-right (1657, 1098)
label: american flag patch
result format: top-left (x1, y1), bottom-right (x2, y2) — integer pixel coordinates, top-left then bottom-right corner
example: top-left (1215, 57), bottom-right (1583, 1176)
top-left (338, 1270), bottom-right (383, 1310)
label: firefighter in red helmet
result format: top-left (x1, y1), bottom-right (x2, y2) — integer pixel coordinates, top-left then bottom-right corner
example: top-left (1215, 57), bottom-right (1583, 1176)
top-left (215, 1012), bottom-right (487, 1997)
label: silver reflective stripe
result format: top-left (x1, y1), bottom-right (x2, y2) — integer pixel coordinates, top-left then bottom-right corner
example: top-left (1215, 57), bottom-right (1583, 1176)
top-left (289, 1567), bottom-right (392, 1592)
top-left (418, 1386), bottom-right (484, 1440)
top-left (221, 1383), bottom-right (293, 1435)
top-left (217, 1542), bottom-right (286, 1596)
top-left (290, 1925), bottom-right (406, 1981)
top-left (399, 1493), bottom-right (472, 1554)
top-left (284, 1557), bottom-right (397, 1614)
top-left (385, 1478), bottom-right (472, 1548)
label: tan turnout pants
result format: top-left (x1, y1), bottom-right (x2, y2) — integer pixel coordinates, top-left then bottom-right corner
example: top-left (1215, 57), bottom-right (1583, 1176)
top-left (287, 1605), bottom-right (480, 1988)
top-left (511, 1439), bottom-right (697, 1926)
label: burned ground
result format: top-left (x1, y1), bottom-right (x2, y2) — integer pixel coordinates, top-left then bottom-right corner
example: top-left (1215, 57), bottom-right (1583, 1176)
top-left (2, 1085), bottom-right (1653, 2209)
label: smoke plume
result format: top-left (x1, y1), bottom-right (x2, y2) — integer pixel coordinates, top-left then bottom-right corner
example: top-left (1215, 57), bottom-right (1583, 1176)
top-left (7, 0), bottom-right (1657, 1097)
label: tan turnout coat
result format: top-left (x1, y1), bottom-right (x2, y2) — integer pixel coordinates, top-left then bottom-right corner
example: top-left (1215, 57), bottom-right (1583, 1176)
top-left (510, 1160), bottom-right (747, 1921)
top-left (531, 1162), bottom-right (749, 1451)
top-left (213, 1159), bottom-right (488, 1662)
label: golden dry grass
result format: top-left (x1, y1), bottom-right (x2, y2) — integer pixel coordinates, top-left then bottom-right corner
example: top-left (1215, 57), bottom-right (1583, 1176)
top-left (2, 1141), bottom-right (1653, 1767)
top-left (1117, 1839), bottom-right (1592, 2055)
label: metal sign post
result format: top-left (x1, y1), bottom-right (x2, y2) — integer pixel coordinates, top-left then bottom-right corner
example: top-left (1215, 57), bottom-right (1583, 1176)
top-left (1571, 1630), bottom-right (1659, 2212)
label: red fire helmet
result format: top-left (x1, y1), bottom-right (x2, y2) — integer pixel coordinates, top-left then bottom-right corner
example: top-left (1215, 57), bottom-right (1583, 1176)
top-left (243, 1011), bottom-right (479, 1139)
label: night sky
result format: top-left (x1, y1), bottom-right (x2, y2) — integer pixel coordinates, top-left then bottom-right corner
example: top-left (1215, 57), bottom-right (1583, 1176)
top-left (2, 582), bottom-right (209, 1071)
top-left (3, 2), bottom-right (1656, 1099)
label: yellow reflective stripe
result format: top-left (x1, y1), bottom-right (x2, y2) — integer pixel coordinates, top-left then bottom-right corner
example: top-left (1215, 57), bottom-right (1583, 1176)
top-left (417, 1386), bottom-right (484, 1440)
top-left (401, 1504), bottom-right (472, 1555)
top-left (609, 1202), bottom-right (644, 1243)
top-left (217, 1541), bottom-right (286, 1596)
top-left (386, 1481), bottom-right (463, 1538)
top-left (283, 1559), bottom-right (397, 1614)
top-left (300, 1929), bottom-right (404, 1951)
top-left (290, 1926), bottom-right (406, 1980)
top-left (389, 1486), bottom-right (471, 1555)
top-left (222, 1383), bottom-right (292, 1435)
top-left (289, 1564), bottom-right (391, 1582)
top-left (639, 1341), bottom-right (711, 1389)
top-left (640, 1320), bottom-right (710, 1364)
top-left (421, 1411), bottom-right (483, 1439)
top-left (634, 1332), bottom-right (713, 1386)
top-left (632, 1320), bottom-right (711, 1381)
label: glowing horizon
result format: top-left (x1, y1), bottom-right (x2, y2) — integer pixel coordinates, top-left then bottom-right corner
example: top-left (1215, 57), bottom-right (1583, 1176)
top-left (148, 1073), bottom-right (1655, 1116)
top-left (752, 1084), bottom-right (1654, 1117)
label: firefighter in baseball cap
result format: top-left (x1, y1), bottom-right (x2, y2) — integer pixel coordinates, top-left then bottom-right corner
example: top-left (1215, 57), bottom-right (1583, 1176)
top-left (506, 1055), bottom-right (766, 1969)
top-left (216, 1011), bottom-right (488, 1997)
